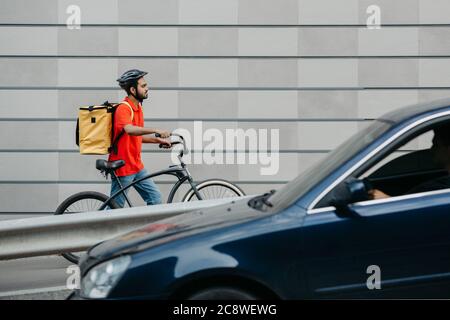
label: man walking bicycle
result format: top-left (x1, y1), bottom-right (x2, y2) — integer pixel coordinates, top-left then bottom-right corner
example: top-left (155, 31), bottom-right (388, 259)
top-left (109, 69), bottom-right (171, 207)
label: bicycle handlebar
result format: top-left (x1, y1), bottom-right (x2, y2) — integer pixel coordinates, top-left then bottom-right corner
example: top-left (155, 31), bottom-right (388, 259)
top-left (155, 132), bottom-right (187, 156)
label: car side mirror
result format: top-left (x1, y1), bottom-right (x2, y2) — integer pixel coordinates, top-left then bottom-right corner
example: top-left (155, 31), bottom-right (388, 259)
top-left (330, 178), bottom-right (371, 218)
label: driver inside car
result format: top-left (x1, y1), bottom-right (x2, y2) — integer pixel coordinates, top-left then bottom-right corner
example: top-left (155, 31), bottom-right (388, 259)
top-left (369, 122), bottom-right (450, 200)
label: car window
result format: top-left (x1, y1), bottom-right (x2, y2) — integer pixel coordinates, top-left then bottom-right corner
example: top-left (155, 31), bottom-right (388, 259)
top-left (316, 119), bottom-right (450, 208)
top-left (361, 131), bottom-right (434, 180)
top-left (270, 120), bottom-right (392, 211)
top-left (361, 130), bottom-right (446, 197)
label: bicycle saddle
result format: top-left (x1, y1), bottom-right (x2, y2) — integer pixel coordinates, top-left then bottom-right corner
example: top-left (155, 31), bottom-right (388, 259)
top-left (96, 159), bottom-right (125, 172)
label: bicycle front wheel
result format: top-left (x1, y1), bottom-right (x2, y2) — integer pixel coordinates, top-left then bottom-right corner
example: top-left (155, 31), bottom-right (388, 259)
top-left (182, 179), bottom-right (245, 202)
top-left (54, 191), bottom-right (120, 264)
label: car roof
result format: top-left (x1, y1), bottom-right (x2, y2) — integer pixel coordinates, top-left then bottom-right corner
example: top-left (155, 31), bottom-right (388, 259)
top-left (378, 97), bottom-right (450, 124)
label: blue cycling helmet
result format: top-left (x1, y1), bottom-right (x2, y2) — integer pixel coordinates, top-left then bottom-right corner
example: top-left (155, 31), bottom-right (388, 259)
top-left (117, 69), bottom-right (148, 88)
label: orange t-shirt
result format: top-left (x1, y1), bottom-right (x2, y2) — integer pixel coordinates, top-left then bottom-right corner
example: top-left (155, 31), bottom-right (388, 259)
top-left (108, 97), bottom-right (144, 177)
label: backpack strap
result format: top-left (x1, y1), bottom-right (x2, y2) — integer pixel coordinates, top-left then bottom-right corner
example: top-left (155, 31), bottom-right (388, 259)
top-left (120, 101), bottom-right (134, 122)
top-left (109, 101), bottom-right (135, 155)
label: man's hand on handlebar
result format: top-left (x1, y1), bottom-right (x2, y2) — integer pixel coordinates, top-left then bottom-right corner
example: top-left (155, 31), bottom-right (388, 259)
top-left (153, 132), bottom-right (185, 150)
top-left (156, 137), bottom-right (172, 149)
top-left (155, 130), bottom-right (171, 138)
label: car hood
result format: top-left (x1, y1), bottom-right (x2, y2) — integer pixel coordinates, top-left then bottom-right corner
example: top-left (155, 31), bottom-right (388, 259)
top-left (85, 197), bottom-right (264, 262)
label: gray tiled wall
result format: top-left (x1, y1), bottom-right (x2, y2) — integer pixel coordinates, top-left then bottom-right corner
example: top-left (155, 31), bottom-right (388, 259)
top-left (1, 0), bottom-right (450, 212)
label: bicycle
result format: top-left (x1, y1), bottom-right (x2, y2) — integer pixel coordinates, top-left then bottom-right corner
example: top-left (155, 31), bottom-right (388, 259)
top-left (55, 133), bottom-right (245, 263)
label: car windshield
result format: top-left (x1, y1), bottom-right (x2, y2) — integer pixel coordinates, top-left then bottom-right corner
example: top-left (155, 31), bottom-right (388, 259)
top-left (269, 119), bottom-right (393, 211)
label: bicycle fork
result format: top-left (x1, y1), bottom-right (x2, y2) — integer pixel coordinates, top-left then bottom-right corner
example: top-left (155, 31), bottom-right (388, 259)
top-left (185, 168), bottom-right (203, 201)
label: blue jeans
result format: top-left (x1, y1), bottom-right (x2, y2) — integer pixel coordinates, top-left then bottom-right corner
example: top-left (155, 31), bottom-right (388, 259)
top-left (110, 169), bottom-right (162, 207)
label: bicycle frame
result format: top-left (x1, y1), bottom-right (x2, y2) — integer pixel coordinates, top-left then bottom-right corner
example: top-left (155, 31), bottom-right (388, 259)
top-left (99, 163), bottom-right (203, 210)
top-left (98, 133), bottom-right (204, 210)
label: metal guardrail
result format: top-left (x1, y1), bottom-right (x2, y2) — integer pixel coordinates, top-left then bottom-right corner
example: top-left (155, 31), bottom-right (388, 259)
top-left (0, 197), bottom-right (251, 260)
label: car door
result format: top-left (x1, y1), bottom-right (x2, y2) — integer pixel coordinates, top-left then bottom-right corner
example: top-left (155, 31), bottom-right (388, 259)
top-left (300, 189), bottom-right (450, 298)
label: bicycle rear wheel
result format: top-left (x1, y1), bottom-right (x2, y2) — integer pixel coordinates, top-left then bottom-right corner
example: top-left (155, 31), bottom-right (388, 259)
top-left (182, 179), bottom-right (245, 202)
top-left (54, 191), bottom-right (120, 264)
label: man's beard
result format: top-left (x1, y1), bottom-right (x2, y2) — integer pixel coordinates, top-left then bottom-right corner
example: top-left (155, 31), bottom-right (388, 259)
top-left (136, 91), bottom-right (148, 103)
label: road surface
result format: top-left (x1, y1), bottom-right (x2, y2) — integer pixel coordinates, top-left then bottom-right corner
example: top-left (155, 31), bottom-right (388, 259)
top-left (0, 214), bottom-right (74, 300)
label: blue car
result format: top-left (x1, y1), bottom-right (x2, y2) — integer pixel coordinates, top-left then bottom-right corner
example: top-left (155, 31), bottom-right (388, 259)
top-left (69, 98), bottom-right (450, 299)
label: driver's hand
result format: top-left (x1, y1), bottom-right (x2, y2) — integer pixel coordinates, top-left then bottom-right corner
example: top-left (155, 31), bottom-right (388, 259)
top-left (156, 130), bottom-right (171, 138)
top-left (368, 189), bottom-right (390, 200)
top-left (156, 137), bottom-right (172, 148)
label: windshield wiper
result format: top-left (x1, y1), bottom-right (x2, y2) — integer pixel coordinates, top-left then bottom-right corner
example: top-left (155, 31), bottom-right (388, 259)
top-left (247, 189), bottom-right (276, 210)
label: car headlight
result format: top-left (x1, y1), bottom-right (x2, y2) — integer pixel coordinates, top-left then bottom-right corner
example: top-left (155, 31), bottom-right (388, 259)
top-left (81, 255), bottom-right (131, 299)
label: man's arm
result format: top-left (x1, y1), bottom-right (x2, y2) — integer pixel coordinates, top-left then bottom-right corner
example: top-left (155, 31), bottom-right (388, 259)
top-left (368, 188), bottom-right (390, 200)
top-left (123, 124), bottom-right (170, 138)
top-left (142, 136), bottom-right (159, 143)
top-left (142, 135), bottom-right (171, 147)
top-left (142, 136), bottom-right (171, 147)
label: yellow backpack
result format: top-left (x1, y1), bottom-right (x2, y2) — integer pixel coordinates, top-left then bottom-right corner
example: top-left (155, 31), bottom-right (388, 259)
top-left (75, 101), bottom-right (134, 155)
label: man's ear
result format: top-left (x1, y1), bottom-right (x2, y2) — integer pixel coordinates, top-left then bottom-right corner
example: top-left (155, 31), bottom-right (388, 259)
top-left (130, 86), bottom-right (136, 96)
